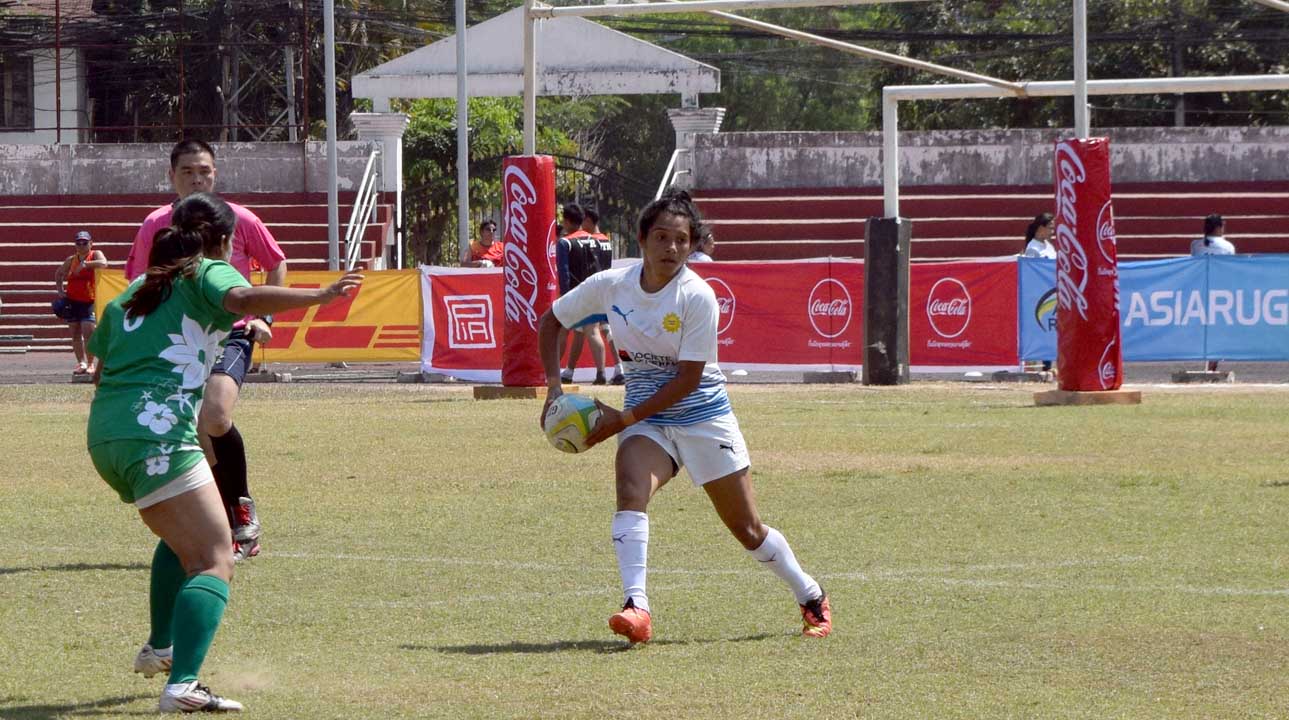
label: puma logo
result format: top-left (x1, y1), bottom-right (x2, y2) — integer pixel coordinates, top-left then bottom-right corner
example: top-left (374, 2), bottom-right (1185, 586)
top-left (611, 305), bottom-right (636, 325)
top-left (719, 443), bottom-right (736, 453)
top-left (612, 533), bottom-right (628, 544)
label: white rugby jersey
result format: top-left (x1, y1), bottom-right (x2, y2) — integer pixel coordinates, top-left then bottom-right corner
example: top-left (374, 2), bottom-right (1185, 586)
top-left (552, 263), bottom-right (731, 425)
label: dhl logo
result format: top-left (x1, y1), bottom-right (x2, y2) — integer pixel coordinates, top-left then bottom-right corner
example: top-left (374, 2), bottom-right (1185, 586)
top-left (263, 283), bottom-right (420, 351)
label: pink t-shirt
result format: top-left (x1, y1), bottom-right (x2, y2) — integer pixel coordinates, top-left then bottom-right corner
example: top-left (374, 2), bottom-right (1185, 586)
top-left (125, 200), bottom-right (286, 282)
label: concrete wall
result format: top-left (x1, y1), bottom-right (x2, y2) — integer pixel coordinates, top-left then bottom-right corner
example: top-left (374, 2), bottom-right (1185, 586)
top-left (0, 50), bottom-right (87, 145)
top-left (693, 126), bottom-right (1289, 189)
top-left (0, 141), bottom-right (379, 196)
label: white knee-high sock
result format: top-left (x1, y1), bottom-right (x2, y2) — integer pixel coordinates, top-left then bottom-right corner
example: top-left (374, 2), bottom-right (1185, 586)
top-left (612, 511), bottom-right (650, 613)
top-left (750, 526), bottom-right (821, 604)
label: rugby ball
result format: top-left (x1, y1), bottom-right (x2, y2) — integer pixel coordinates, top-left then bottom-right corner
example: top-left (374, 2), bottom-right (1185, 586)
top-left (543, 393), bottom-right (602, 454)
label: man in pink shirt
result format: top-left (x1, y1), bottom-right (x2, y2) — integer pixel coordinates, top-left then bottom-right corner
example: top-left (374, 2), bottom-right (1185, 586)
top-left (126, 139), bottom-right (288, 562)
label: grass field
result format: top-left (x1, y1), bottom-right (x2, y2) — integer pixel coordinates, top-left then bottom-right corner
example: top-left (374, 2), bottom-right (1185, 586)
top-left (3, 382), bottom-right (1289, 719)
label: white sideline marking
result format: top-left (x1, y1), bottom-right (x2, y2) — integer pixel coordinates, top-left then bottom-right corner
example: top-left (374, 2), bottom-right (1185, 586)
top-left (17, 547), bottom-right (1289, 598)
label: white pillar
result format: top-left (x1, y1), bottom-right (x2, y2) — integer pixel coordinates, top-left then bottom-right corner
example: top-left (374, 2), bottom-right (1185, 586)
top-left (350, 112), bottom-right (410, 268)
top-left (664, 107), bottom-right (725, 191)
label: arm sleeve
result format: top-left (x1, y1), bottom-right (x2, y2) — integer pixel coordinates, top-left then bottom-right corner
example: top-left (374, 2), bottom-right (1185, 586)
top-left (200, 261), bottom-right (254, 328)
top-left (677, 287), bottom-right (720, 363)
top-left (556, 238), bottom-right (571, 295)
top-left (551, 272), bottom-right (608, 329)
top-left (242, 215), bottom-right (287, 272)
top-left (125, 220), bottom-right (158, 281)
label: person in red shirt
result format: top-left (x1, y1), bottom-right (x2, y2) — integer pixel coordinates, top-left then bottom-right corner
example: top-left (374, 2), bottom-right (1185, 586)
top-left (54, 230), bottom-right (108, 374)
top-left (464, 219), bottom-right (504, 267)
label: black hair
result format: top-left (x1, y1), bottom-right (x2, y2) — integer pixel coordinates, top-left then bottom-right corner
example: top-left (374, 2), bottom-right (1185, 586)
top-left (583, 207), bottom-right (599, 225)
top-left (123, 192), bottom-right (237, 317)
top-left (562, 203), bottom-right (584, 227)
top-left (638, 189), bottom-right (702, 242)
top-left (1025, 212), bottom-right (1055, 243)
top-left (479, 219), bottom-right (497, 232)
top-left (170, 138), bottom-right (216, 169)
top-left (1204, 213), bottom-right (1224, 237)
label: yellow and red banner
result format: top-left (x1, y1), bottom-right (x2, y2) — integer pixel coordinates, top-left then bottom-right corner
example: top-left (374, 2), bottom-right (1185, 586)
top-left (95, 268), bottom-right (422, 363)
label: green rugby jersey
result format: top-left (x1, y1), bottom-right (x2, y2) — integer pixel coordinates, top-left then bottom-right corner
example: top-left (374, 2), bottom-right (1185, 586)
top-left (87, 259), bottom-right (250, 449)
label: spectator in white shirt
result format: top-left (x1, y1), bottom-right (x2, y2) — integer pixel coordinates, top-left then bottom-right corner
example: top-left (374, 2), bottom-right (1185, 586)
top-left (1022, 213), bottom-right (1056, 259)
top-left (1190, 213), bottom-right (1236, 256)
top-left (1192, 213), bottom-right (1235, 372)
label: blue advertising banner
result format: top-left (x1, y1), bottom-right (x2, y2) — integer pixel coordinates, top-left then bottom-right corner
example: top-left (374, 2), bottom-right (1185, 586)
top-left (1195, 255), bottom-right (1289, 360)
top-left (1019, 255), bottom-right (1289, 362)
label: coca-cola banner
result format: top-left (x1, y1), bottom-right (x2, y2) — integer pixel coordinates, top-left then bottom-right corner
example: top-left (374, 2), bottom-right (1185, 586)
top-left (685, 259), bottom-right (865, 371)
top-left (1053, 138), bottom-right (1123, 391)
top-left (500, 155), bottom-right (558, 386)
top-left (910, 260), bottom-right (1019, 367)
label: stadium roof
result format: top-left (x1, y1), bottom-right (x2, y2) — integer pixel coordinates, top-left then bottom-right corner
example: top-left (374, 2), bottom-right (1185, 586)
top-left (352, 6), bottom-right (720, 107)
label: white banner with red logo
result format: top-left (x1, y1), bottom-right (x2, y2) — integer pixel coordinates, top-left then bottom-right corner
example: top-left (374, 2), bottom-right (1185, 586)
top-left (421, 259), bottom-right (1022, 379)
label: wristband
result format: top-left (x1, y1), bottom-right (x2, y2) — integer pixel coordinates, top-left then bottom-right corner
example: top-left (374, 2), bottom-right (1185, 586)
top-left (621, 408), bottom-right (637, 427)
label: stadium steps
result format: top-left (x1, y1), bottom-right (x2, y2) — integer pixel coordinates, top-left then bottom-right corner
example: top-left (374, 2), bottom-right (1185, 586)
top-left (0, 192), bottom-right (394, 351)
top-left (693, 182), bottom-right (1289, 262)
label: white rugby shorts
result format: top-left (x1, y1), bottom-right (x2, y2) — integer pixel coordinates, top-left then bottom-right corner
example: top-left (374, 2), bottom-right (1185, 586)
top-left (619, 412), bottom-right (751, 486)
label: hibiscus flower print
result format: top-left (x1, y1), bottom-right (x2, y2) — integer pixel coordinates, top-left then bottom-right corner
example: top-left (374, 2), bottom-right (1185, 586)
top-left (159, 315), bottom-right (228, 389)
top-left (137, 401), bottom-right (179, 435)
top-left (145, 446), bottom-right (174, 477)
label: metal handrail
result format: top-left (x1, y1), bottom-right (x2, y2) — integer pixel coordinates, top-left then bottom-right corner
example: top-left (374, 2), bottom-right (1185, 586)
top-left (343, 149), bottom-right (381, 270)
top-left (654, 148), bottom-right (691, 200)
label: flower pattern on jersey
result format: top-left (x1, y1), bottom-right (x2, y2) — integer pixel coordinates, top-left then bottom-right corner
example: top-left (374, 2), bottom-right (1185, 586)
top-left (159, 315), bottom-right (228, 389)
top-left (662, 312), bottom-right (681, 333)
top-left (137, 401), bottom-right (179, 435)
top-left (145, 445), bottom-right (175, 476)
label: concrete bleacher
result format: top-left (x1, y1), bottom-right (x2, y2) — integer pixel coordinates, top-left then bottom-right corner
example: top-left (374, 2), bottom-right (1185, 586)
top-left (694, 181), bottom-right (1289, 262)
top-left (0, 192), bottom-right (392, 352)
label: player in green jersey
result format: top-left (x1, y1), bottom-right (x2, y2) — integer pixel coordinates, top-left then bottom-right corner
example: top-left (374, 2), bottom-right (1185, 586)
top-left (87, 192), bottom-right (362, 713)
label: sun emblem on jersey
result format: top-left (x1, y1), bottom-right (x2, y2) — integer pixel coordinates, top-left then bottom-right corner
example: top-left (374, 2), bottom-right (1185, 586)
top-left (662, 312), bottom-right (681, 333)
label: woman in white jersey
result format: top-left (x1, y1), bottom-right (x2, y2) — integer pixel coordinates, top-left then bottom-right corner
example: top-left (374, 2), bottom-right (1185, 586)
top-left (537, 190), bottom-right (831, 644)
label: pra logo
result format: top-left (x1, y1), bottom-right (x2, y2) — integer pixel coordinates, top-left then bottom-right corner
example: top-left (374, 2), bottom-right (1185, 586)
top-left (806, 278), bottom-right (852, 339)
top-left (443, 294), bottom-right (495, 349)
top-left (1034, 287), bottom-right (1058, 332)
top-left (268, 284), bottom-right (419, 351)
top-left (705, 277), bottom-right (736, 335)
top-left (926, 277), bottom-right (972, 338)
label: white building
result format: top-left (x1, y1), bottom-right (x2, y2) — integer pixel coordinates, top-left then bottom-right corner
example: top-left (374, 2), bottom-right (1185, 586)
top-left (1, 48), bottom-right (88, 144)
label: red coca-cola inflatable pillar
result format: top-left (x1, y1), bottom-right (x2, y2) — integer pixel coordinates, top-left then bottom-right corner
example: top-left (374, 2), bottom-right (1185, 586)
top-left (1053, 138), bottom-right (1123, 391)
top-left (501, 155), bottom-right (558, 386)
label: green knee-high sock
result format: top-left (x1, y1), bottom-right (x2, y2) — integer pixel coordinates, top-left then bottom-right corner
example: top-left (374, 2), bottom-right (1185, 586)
top-left (167, 574), bottom-right (230, 685)
top-left (148, 541), bottom-right (187, 649)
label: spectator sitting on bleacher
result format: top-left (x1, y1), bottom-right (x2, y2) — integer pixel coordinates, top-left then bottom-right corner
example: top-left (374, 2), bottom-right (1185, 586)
top-left (1191, 213), bottom-right (1235, 256)
top-left (54, 230), bottom-right (108, 375)
top-left (689, 227), bottom-right (716, 262)
top-left (1192, 214), bottom-right (1235, 372)
top-left (464, 219), bottom-right (504, 267)
top-left (1022, 213), bottom-right (1056, 259)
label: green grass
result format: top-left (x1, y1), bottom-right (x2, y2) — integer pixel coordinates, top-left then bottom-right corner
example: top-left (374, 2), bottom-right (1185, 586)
top-left (3, 382), bottom-right (1289, 719)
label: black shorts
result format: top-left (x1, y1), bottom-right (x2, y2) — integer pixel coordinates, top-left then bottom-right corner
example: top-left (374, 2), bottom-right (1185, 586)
top-left (211, 329), bottom-right (253, 387)
top-left (55, 298), bottom-right (96, 323)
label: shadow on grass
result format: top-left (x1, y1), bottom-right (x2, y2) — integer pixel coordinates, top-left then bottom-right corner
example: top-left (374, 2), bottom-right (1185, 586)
top-left (1260, 480), bottom-right (1289, 488)
top-left (0, 693), bottom-right (153, 719)
top-left (412, 633), bottom-right (779, 656)
top-left (0, 562), bottom-right (147, 577)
